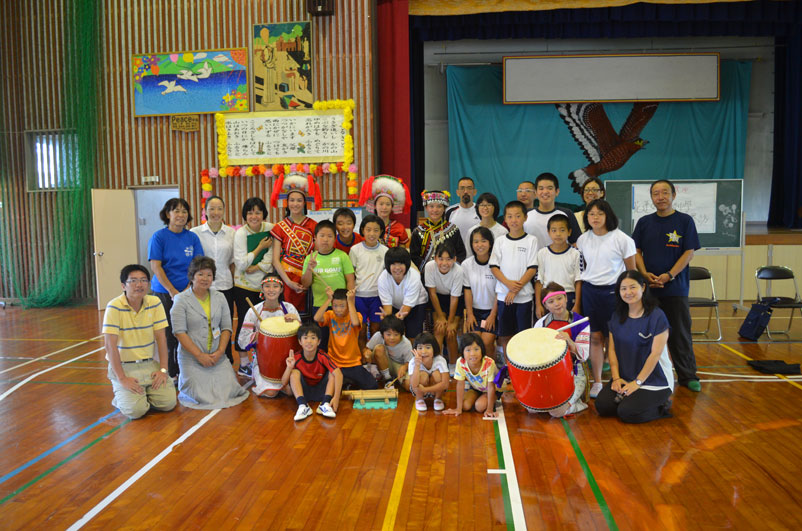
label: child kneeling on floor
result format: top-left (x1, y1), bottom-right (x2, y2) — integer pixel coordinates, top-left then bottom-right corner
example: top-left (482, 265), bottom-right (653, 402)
top-left (405, 332), bottom-right (450, 412)
top-left (281, 323), bottom-right (343, 421)
top-left (533, 282), bottom-right (590, 416)
top-left (364, 315), bottom-right (414, 385)
top-left (444, 332), bottom-right (498, 418)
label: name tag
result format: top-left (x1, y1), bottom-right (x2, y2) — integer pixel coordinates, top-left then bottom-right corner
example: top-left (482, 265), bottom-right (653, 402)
top-left (212, 327), bottom-right (221, 339)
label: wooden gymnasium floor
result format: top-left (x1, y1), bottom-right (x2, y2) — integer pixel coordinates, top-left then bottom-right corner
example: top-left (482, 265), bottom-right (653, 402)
top-left (1, 304), bottom-right (802, 530)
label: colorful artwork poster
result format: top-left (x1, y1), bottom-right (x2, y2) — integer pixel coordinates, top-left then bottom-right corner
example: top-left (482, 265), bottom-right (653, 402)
top-left (132, 49), bottom-right (248, 117)
top-left (252, 21), bottom-right (313, 111)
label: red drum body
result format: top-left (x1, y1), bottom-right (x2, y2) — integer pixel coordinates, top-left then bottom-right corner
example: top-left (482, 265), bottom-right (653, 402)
top-left (506, 327), bottom-right (574, 413)
top-left (256, 317), bottom-right (300, 385)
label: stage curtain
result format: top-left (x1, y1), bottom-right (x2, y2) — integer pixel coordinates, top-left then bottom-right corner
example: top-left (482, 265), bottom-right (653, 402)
top-left (376, 0), bottom-right (413, 225)
top-left (446, 61), bottom-right (751, 209)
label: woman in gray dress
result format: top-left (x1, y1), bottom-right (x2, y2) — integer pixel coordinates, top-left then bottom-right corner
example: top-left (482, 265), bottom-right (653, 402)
top-left (171, 256), bottom-right (249, 409)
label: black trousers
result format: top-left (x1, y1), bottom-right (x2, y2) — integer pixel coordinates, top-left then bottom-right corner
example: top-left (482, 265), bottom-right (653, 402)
top-left (595, 382), bottom-right (672, 424)
top-left (340, 366), bottom-right (378, 390)
top-left (154, 291), bottom-right (179, 378)
top-left (656, 295), bottom-right (698, 384)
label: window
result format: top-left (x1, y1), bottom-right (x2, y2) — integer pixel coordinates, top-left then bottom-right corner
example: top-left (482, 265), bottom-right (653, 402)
top-left (25, 130), bottom-right (79, 191)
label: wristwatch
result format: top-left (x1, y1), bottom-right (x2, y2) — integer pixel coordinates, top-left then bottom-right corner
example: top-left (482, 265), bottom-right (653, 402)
top-left (160, 368), bottom-right (168, 374)
top-left (666, 271), bottom-right (675, 281)
top-left (635, 379), bottom-right (643, 385)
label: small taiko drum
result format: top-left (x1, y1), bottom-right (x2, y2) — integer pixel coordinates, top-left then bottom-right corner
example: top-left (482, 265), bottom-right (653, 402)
top-left (256, 316), bottom-right (300, 385)
top-left (506, 327), bottom-right (573, 413)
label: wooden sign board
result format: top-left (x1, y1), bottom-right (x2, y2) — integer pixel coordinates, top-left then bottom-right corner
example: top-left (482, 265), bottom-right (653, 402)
top-left (171, 115), bottom-right (200, 132)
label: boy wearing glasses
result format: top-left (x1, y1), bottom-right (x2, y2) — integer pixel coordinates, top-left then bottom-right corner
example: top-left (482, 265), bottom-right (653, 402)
top-left (102, 264), bottom-right (176, 419)
top-left (445, 176), bottom-right (481, 259)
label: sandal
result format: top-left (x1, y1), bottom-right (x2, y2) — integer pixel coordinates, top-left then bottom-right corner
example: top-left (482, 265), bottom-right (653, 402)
top-left (433, 398), bottom-right (445, 411)
top-left (415, 399), bottom-right (428, 411)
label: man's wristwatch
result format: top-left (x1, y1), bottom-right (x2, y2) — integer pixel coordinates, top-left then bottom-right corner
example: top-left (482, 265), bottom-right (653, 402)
top-left (635, 379), bottom-right (643, 386)
top-left (160, 368), bottom-right (168, 374)
top-left (666, 272), bottom-right (675, 281)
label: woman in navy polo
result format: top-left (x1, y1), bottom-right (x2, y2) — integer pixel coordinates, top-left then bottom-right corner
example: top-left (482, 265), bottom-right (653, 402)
top-left (595, 270), bottom-right (674, 423)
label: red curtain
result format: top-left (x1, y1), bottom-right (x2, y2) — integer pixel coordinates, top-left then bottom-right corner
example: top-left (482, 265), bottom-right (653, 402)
top-left (376, 0), bottom-right (412, 224)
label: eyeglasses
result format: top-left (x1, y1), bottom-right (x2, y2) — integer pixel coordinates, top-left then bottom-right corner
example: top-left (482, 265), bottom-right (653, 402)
top-left (125, 278), bottom-right (150, 285)
top-left (516, 189), bottom-right (534, 194)
top-left (583, 187), bottom-right (602, 194)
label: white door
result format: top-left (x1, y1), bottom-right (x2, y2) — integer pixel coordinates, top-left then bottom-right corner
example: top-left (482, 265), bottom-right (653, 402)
top-left (133, 187), bottom-right (180, 276)
top-left (92, 190), bottom-right (138, 310)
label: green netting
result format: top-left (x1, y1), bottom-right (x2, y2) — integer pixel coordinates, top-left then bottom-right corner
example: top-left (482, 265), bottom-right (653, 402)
top-left (0, 0), bottom-right (99, 307)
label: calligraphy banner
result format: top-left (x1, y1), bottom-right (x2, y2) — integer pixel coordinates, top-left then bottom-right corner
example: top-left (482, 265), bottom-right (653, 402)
top-left (215, 108), bottom-right (347, 165)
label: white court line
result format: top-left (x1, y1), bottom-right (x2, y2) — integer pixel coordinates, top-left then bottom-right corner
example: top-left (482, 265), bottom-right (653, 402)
top-left (487, 469), bottom-right (507, 474)
top-left (0, 335), bottom-right (103, 375)
top-left (697, 371), bottom-right (802, 379)
top-left (497, 406), bottom-right (527, 530)
top-left (0, 347), bottom-right (105, 403)
top-left (66, 409), bottom-right (221, 531)
top-left (699, 378), bottom-right (800, 383)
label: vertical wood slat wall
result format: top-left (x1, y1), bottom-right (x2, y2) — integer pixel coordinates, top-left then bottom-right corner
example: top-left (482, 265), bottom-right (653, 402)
top-left (0, 0), bottom-right (376, 301)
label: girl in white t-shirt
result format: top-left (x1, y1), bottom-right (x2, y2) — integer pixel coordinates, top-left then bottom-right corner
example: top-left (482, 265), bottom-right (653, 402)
top-left (465, 192), bottom-right (508, 257)
top-left (576, 199), bottom-right (636, 398)
top-left (423, 242), bottom-right (464, 362)
top-left (462, 226), bottom-right (499, 359)
top-left (349, 214), bottom-right (388, 339)
top-left (405, 332), bottom-right (450, 412)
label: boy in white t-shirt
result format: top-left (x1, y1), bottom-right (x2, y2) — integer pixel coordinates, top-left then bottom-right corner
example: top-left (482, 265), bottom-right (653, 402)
top-left (423, 242), bottom-right (464, 362)
top-left (405, 332), bottom-right (450, 412)
top-left (490, 201), bottom-right (539, 355)
top-left (535, 214), bottom-right (582, 319)
top-left (523, 172), bottom-right (582, 252)
top-left (363, 315), bottom-right (414, 383)
top-left (349, 214), bottom-right (388, 340)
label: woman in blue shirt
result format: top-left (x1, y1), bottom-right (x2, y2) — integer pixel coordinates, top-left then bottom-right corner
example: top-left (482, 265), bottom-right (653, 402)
top-left (595, 270), bottom-right (674, 423)
top-left (148, 198), bottom-right (204, 377)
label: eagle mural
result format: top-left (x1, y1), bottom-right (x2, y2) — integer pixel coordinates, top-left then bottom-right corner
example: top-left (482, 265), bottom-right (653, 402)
top-left (556, 102), bottom-right (659, 193)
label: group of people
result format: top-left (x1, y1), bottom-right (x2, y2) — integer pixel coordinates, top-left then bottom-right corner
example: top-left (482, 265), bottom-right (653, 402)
top-left (102, 171), bottom-right (701, 425)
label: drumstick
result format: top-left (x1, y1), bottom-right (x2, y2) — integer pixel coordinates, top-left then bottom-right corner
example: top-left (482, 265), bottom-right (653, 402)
top-left (245, 297), bottom-right (261, 326)
top-left (555, 316), bottom-right (589, 333)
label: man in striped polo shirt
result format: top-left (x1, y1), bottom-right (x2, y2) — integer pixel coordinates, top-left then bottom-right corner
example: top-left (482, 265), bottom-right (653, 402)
top-left (102, 264), bottom-right (176, 419)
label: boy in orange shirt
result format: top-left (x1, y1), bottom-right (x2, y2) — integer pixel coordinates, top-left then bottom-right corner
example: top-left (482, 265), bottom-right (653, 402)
top-left (314, 287), bottom-right (378, 389)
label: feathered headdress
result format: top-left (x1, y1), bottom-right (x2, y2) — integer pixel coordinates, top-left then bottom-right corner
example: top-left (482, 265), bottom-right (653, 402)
top-left (421, 190), bottom-right (450, 207)
top-left (270, 171), bottom-right (323, 210)
top-left (358, 174), bottom-right (411, 215)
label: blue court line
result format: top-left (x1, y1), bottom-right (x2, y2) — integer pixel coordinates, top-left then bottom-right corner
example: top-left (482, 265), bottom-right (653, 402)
top-left (0, 410), bottom-right (119, 486)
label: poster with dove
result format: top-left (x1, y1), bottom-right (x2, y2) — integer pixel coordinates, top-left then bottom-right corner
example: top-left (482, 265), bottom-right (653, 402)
top-left (132, 48), bottom-right (248, 117)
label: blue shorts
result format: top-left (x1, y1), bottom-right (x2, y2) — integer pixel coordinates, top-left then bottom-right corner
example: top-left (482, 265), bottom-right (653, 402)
top-left (468, 308), bottom-right (497, 336)
top-left (581, 283), bottom-right (617, 336)
top-left (300, 371), bottom-right (330, 402)
top-left (496, 300), bottom-right (533, 338)
top-left (355, 295), bottom-right (383, 324)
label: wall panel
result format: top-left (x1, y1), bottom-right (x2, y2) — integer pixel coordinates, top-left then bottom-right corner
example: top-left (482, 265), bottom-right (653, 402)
top-left (0, 0), bottom-right (376, 301)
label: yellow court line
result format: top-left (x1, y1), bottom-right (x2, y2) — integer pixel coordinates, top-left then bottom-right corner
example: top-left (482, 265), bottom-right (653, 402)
top-left (381, 407), bottom-right (419, 531)
top-left (718, 343), bottom-right (802, 391)
top-left (0, 338), bottom-right (103, 342)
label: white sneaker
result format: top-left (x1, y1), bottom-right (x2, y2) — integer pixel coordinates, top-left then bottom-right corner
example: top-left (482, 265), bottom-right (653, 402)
top-left (317, 402), bottom-right (336, 418)
top-left (294, 404), bottom-right (313, 421)
top-left (569, 400), bottom-right (589, 414)
top-left (589, 383), bottom-right (603, 399)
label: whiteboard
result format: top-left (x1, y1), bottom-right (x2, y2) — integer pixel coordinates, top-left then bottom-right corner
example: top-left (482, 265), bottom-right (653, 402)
top-left (632, 183), bottom-right (717, 233)
top-left (503, 53), bottom-right (719, 103)
top-left (307, 207), bottom-right (363, 228)
top-left (217, 109), bottom-right (346, 165)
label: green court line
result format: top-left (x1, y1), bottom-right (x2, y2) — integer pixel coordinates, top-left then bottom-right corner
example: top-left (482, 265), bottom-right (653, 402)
top-left (0, 418), bottom-right (131, 505)
top-left (493, 421), bottom-right (514, 531)
top-left (561, 419), bottom-right (618, 530)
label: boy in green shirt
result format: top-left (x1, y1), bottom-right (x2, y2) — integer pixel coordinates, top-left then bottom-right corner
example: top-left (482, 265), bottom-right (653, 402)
top-left (302, 220), bottom-right (355, 349)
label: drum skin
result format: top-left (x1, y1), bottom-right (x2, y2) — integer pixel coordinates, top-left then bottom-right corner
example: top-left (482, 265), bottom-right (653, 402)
top-left (506, 334), bottom-right (574, 413)
top-left (256, 319), bottom-right (300, 385)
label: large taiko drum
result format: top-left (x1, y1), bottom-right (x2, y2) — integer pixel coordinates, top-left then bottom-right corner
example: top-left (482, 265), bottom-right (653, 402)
top-left (256, 316), bottom-right (301, 385)
top-left (506, 327), bottom-right (574, 413)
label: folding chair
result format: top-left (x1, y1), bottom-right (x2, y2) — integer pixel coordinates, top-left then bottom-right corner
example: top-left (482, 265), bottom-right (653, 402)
top-left (755, 266), bottom-right (802, 339)
top-left (688, 266), bottom-right (722, 341)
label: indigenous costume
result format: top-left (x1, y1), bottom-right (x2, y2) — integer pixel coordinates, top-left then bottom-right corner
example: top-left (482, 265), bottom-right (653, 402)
top-left (270, 172), bottom-right (323, 313)
top-left (358, 174), bottom-right (411, 248)
top-left (410, 190), bottom-right (466, 269)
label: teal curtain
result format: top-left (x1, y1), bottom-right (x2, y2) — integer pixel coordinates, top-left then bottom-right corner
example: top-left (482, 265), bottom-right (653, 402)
top-left (447, 60), bottom-right (751, 208)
